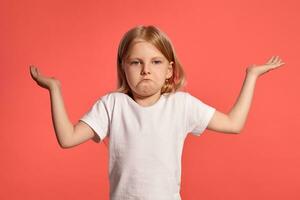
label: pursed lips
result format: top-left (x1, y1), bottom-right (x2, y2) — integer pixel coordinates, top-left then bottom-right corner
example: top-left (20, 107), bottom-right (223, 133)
top-left (140, 79), bottom-right (152, 83)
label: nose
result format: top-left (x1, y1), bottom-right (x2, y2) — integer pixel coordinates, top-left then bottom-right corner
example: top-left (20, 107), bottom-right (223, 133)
top-left (141, 63), bottom-right (151, 75)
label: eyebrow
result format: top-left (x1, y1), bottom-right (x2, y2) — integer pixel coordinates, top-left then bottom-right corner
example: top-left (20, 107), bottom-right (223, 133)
top-left (128, 56), bottom-right (164, 60)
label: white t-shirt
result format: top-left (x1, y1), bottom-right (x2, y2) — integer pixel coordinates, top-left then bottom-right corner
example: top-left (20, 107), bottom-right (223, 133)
top-left (79, 91), bottom-right (216, 200)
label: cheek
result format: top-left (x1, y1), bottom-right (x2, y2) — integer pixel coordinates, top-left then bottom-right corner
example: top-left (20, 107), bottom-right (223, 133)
top-left (157, 69), bottom-right (168, 80)
top-left (125, 68), bottom-right (139, 83)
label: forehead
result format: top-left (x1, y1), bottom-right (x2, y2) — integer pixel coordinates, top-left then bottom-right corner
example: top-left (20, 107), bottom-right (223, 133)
top-left (128, 39), bottom-right (163, 57)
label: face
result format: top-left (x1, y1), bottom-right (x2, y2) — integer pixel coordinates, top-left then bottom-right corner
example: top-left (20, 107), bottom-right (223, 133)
top-left (122, 39), bottom-right (173, 98)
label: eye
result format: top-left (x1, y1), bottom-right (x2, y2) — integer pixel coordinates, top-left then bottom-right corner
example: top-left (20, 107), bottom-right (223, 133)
top-left (130, 61), bottom-right (140, 65)
top-left (153, 60), bottom-right (162, 64)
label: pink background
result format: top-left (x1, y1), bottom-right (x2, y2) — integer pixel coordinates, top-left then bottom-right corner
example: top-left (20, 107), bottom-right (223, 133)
top-left (1, 0), bottom-right (300, 199)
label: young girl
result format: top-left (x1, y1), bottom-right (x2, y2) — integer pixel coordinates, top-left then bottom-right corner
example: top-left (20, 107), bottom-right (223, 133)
top-left (29, 25), bottom-right (285, 200)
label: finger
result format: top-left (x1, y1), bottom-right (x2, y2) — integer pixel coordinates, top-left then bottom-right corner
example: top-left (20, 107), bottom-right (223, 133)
top-left (277, 58), bottom-right (283, 64)
top-left (30, 68), bottom-right (38, 81)
top-left (30, 67), bottom-right (35, 78)
top-left (271, 55), bottom-right (279, 63)
top-left (32, 68), bottom-right (41, 80)
top-left (269, 56), bottom-right (281, 65)
top-left (273, 61), bottom-right (285, 68)
top-left (267, 56), bottom-right (276, 64)
top-left (35, 67), bottom-right (40, 76)
top-left (30, 66), bottom-right (36, 76)
top-left (30, 65), bottom-right (37, 73)
top-left (273, 56), bottom-right (280, 63)
top-left (276, 57), bottom-right (284, 65)
top-left (268, 56), bottom-right (277, 64)
top-left (30, 66), bottom-right (37, 74)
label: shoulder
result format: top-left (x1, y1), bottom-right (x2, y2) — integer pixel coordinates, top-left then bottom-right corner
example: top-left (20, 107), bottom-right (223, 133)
top-left (163, 91), bottom-right (190, 104)
top-left (176, 91), bottom-right (202, 100)
top-left (172, 91), bottom-right (208, 106)
top-left (168, 91), bottom-right (191, 100)
top-left (99, 91), bottom-right (123, 99)
top-left (98, 91), bottom-right (128, 104)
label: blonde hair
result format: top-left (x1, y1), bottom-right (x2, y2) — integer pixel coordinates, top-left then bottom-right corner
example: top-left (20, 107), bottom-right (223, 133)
top-left (114, 25), bottom-right (187, 95)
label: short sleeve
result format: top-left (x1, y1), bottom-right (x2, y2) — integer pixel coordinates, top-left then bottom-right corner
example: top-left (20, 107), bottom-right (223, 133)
top-left (186, 93), bottom-right (216, 136)
top-left (79, 98), bottom-right (109, 141)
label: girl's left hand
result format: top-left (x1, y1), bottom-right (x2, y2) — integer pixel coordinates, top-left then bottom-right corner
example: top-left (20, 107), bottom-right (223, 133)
top-left (246, 56), bottom-right (285, 78)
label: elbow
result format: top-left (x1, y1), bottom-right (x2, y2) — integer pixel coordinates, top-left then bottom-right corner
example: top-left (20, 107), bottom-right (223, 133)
top-left (231, 123), bottom-right (243, 134)
top-left (57, 132), bottom-right (74, 149)
top-left (231, 120), bottom-right (243, 134)
top-left (59, 142), bottom-right (69, 149)
top-left (233, 127), bottom-right (243, 134)
top-left (228, 116), bottom-right (243, 134)
top-left (59, 140), bottom-right (73, 149)
top-left (60, 143), bottom-right (75, 149)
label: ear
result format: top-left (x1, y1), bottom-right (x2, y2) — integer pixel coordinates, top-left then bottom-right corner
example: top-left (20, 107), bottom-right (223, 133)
top-left (166, 61), bottom-right (174, 79)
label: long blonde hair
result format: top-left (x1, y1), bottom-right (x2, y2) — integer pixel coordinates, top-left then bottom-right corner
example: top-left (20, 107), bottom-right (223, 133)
top-left (114, 25), bottom-right (187, 95)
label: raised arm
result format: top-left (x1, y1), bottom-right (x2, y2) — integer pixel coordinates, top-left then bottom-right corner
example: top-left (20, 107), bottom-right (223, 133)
top-left (30, 66), bottom-right (96, 148)
top-left (207, 56), bottom-right (285, 134)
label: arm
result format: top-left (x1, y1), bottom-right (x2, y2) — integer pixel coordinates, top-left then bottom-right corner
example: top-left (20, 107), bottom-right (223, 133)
top-left (49, 84), bottom-right (74, 147)
top-left (49, 85), bottom-right (96, 148)
top-left (30, 66), bottom-right (96, 148)
top-left (227, 72), bottom-right (257, 133)
top-left (207, 56), bottom-right (285, 134)
top-left (201, 73), bottom-right (256, 134)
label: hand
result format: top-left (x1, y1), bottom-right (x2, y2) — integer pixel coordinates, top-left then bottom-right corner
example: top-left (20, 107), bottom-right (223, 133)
top-left (246, 56), bottom-right (285, 78)
top-left (29, 65), bottom-right (61, 90)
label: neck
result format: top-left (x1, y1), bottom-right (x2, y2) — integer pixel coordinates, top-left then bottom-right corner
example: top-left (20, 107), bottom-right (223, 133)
top-left (129, 90), bottom-right (162, 107)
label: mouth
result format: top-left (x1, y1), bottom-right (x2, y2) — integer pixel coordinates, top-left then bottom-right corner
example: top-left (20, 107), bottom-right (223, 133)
top-left (140, 79), bottom-right (152, 83)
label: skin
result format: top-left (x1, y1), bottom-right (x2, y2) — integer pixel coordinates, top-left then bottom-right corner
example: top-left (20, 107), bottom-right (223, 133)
top-left (121, 40), bottom-right (286, 134)
top-left (207, 55), bottom-right (285, 134)
top-left (29, 51), bottom-right (285, 148)
top-left (122, 39), bottom-right (174, 107)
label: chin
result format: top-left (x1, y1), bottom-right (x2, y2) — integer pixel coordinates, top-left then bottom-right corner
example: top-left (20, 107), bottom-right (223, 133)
top-left (135, 88), bottom-right (160, 97)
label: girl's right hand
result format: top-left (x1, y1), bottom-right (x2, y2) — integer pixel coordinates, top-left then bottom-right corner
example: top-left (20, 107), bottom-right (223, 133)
top-left (30, 65), bottom-right (61, 90)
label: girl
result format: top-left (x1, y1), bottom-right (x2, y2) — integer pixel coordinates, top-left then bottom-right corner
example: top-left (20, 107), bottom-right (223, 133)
top-left (29, 25), bottom-right (285, 200)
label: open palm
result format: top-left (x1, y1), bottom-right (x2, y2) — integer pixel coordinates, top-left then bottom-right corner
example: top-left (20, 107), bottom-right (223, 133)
top-left (30, 65), bottom-right (60, 90)
top-left (246, 56), bottom-right (285, 77)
